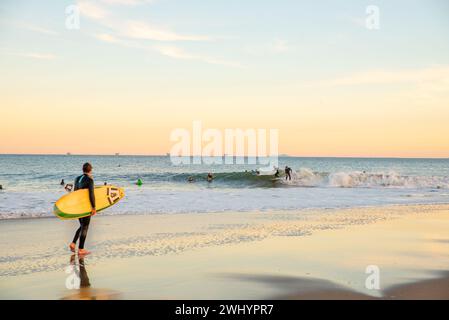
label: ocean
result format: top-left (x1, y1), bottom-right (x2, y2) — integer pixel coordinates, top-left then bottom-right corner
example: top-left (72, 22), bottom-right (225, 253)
top-left (0, 155), bottom-right (448, 219)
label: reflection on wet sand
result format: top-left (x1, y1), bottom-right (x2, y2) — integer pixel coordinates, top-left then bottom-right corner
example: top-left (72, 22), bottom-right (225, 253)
top-left (222, 272), bottom-right (449, 300)
top-left (61, 255), bottom-right (121, 300)
top-left (1, 205), bottom-right (448, 299)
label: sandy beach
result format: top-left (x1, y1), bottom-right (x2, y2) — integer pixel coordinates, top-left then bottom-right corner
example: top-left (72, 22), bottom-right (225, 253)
top-left (1, 204), bottom-right (448, 300)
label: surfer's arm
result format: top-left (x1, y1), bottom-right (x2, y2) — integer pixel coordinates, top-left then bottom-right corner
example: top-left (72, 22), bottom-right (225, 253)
top-left (88, 178), bottom-right (96, 209)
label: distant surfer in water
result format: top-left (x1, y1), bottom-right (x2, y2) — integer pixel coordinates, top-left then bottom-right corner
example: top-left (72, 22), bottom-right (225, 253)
top-left (69, 162), bottom-right (96, 256)
top-left (60, 179), bottom-right (65, 186)
top-left (274, 168), bottom-right (280, 178)
top-left (207, 173), bottom-right (214, 182)
top-left (285, 166), bottom-right (292, 180)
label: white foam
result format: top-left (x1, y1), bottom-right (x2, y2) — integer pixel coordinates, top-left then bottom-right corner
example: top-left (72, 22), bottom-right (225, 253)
top-left (285, 168), bottom-right (449, 189)
top-left (1, 186), bottom-right (449, 220)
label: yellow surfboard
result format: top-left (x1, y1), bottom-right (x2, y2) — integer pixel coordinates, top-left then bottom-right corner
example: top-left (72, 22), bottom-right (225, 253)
top-left (54, 185), bottom-right (125, 220)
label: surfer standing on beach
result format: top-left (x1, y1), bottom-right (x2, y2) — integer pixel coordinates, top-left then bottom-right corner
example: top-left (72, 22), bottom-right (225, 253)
top-left (69, 162), bottom-right (96, 255)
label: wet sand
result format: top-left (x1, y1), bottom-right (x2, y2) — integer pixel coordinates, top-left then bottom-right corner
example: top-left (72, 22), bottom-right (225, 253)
top-left (1, 204), bottom-right (448, 299)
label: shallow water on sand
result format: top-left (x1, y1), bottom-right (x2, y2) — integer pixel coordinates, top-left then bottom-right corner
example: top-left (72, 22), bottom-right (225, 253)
top-left (1, 204), bottom-right (449, 299)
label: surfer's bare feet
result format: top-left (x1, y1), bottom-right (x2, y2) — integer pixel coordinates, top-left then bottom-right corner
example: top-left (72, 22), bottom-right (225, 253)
top-left (78, 249), bottom-right (91, 256)
top-left (69, 242), bottom-right (76, 252)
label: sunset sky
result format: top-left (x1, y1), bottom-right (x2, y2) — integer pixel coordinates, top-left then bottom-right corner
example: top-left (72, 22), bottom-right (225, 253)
top-left (1, 0), bottom-right (449, 157)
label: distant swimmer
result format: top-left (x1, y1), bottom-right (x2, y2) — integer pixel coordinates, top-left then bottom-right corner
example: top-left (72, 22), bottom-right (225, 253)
top-left (69, 162), bottom-right (96, 256)
top-left (104, 182), bottom-right (107, 185)
top-left (0, 185), bottom-right (3, 190)
top-left (60, 179), bottom-right (65, 186)
top-left (65, 183), bottom-right (73, 192)
top-left (187, 176), bottom-right (195, 183)
top-left (136, 178), bottom-right (143, 186)
top-left (285, 166), bottom-right (292, 181)
top-left (207, 173), bottom-right (214, 182)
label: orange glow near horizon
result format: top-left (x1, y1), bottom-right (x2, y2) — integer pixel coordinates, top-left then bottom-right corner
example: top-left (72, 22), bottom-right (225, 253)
top-left (1, 78), bottom-right (449, 158)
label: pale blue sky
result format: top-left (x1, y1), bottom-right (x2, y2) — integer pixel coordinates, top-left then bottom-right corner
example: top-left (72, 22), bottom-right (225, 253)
top-left (1, 0), bottom-right (448, 80)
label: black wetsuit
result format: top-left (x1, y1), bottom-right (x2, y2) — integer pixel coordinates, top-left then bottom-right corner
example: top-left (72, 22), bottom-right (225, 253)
top-left (285, 167), bottom-right (292, 180)
top-left (72, 174), bottom-right (96, 249)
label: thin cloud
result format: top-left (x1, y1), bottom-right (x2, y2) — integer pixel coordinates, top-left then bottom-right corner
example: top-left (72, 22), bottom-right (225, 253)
top-left (322, 66), bottom-right (449, 87)
top-left (94, 33), bottom-right (241, 67)
top-left (78, 1), bottom-right (109, 20)
top-left (17, 52), bottom-right (57, 60)
top-left (120, 20), bottom-right (210, 42)
top-left (80, 1), bottom-right (238, 66)
top-left (22, 24), bottom-right (59, 36)
top-left (244, 39), bottom-right (291, 56)
top-left (94, 33), bottom-right (124, 44)
top-left (152, 44), bottom-right (243, 68)
top-left (298, 65), bottom-right (449, 105)
top-left (95, 34), bottom-right (241, 67)
top-left (3, 20), bottom-right (60, 36)
top-left (78, 1), bottom-right (209, 41)
top-left (152, 45), bottom-right (194, 59)
top-left (93, 33), bottom-right (143, 49)
top-left (271, 39), bottom-right (289, 53)
top-left (101, 0), bottom-right (154, 5)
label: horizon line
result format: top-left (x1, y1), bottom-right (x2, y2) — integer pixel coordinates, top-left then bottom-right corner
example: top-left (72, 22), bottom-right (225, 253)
top-left (0, 153), bottom-right (448, 160)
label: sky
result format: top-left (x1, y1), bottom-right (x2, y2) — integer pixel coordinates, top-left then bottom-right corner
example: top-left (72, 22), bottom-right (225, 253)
top-left (0, 0), bottom-right (448, 157)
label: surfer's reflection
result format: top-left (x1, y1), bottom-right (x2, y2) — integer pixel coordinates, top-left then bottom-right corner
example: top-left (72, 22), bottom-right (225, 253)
top-left (62, 255), bottom-right (121, 300)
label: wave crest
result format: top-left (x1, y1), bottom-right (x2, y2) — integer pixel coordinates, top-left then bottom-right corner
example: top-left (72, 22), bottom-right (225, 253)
top-left (290, 169), bottom-right (449, 189)
top-left (132, 169), bottom-right (449, 189)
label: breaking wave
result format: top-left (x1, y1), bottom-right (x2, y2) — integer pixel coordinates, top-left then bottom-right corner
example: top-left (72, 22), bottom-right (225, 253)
top-left (131, 169), bottom-right (449, 189)
top-left (291, 168), bottom-right (449, 189)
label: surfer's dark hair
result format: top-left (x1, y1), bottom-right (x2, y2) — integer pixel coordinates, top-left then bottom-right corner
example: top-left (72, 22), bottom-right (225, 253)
top-left (83, 162), bottom-right (92, 173)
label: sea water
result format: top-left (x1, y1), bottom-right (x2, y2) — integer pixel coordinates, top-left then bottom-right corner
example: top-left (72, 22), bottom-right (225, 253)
top-left (0, 155), bottom-right (448, 219)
